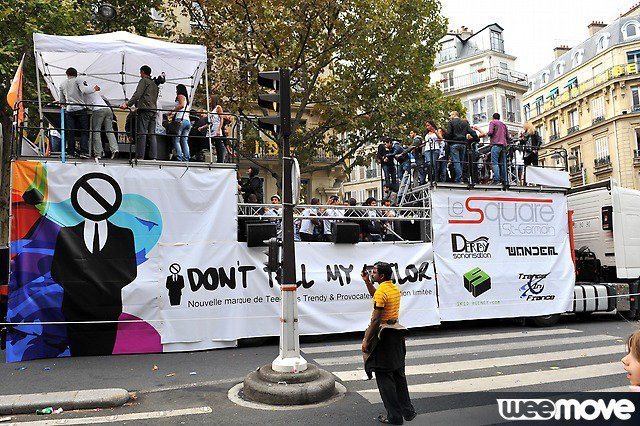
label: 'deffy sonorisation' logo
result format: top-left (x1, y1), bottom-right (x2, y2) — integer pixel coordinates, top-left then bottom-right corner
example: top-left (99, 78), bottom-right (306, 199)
top-left (463, 267), bottom-right (491, 297)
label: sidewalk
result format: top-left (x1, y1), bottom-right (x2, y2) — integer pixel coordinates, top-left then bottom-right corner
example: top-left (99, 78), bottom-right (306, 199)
top-left (0, 388), bottom-right (130, 414)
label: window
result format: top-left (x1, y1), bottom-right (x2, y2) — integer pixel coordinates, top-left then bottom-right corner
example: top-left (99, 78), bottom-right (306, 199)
top-left (628, 50), bottom-right (640, 68)
top-left (595, 134), bottom-right (609, 160)
top-left (550, 118), bottom-right (559, 140)
top-left (555, 62), bottom-right (565, 77)
top-left (632, 86), bottom-right (640, 112)
top-left (572, 50), bottom-right (584, 67)
top-left (535, 97), bottom-right (544, 115)
top-left (502, 95), bottom-right (519, 123)
top-left (592, 63), bottom-right (604, 79)
top-left (569, 147), bottom-right (582, 174)
top-left (500, 62), bottom-right (509, 70)
top-left (524, 104), bottom-right (531, 121)
top-left (470, 62), bottom-right (484, 84)
top-left (490, 31), bottom-right (505, 53)
top-left (471, 97), bottom-right (487, 124)
top-left (190, 1), bottom-right (209, 31)
top-left (568, 109), bottom-right (579, 133)
top-left (441, 71), bottom-right (454, 91)
top-left (440, 39), bottom-right (457, 62)
top-left (536, 125), bottom-right (545, 143)
top-left (591, 96), bottom-right (605, 122)
top-left (528, 81), bottom-right (534, 91)
top-left (541, 71), bottom-right (550, 85)
top-left (596, 33), bottom-right (610, 53)
top-left (150, 8), bottom-right (164, 27)
top-left (634, 129), bottom-right (640, 157)
top-left (623, 21), bottom-right (640, 39)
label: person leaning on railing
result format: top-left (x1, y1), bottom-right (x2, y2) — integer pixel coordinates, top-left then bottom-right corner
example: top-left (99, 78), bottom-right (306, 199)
top-left (521, 122), bottom-right (541, 167)
top-left (446, 111), bottom-right (474, 183)
top-left (474, 113), bottom-right (509, 185)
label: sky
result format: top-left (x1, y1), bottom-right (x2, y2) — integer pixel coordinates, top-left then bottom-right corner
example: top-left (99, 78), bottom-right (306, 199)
top-left (441, 0), bottom-right (637, 75)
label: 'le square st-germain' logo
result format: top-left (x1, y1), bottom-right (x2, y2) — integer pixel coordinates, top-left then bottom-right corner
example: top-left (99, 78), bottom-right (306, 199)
top-left (451, 233), bottom-right (491, 259)
top-left (447, 196), bottom-right (556, 237)
top-left (463, 267), bottom-right (491, 297)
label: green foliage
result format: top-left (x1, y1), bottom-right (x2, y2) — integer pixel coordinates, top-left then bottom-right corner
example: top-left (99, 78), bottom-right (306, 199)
top-left (175, 0), bottom-right (462, 172)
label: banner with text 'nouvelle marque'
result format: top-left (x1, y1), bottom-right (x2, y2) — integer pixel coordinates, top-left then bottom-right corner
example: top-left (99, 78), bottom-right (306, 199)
top-left (430, 188), bottom-right (575, 322)
top-left (8, 160), bottom-right (438, 362)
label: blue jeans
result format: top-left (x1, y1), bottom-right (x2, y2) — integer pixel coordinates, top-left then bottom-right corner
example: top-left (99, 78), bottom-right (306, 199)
top-left (397, 160), bottom-right (411, 184)
top-left (174, 119), bottom-right (192, 161)
top-left (449, 144), bottom-right (466, 183)
top-left (491, 144), bottom-right (507, 184)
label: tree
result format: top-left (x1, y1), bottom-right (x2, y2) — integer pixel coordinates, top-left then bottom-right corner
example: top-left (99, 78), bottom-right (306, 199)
top-left (0, 0), bottom-right (172, 246)
top-left (175, 0), bottom-right (462, 176)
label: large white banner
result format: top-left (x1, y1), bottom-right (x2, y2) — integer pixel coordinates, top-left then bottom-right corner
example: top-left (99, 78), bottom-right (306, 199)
top-left (431, 188), bottom-right (575, 321)
top-left (156, 242), bottom-right (439, 351)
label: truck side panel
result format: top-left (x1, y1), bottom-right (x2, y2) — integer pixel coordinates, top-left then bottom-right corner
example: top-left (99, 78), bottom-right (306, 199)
top-left (612, 186), bottom-right (640, 279)
top-left (567, 187), bottom-right (615, 268)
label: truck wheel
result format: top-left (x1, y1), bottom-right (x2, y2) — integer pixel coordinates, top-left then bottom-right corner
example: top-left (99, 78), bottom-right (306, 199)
top-left (529, 314), bottom-right (561, 327)
top-left (575, 312), bottom-right (593, 320)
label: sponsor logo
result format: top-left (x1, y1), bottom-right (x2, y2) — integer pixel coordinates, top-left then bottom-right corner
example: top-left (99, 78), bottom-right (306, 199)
top-left (518, 273), bottom-right (555, 301)
top-left (463, 267), bottom-right (491, 297)
top-left (506, 246), bottom-right (558, 257)
top-left (451, 234), bottom-right (491, 259)
top-left (497, 398), bottom-right (635, 421)
top-left (447, 196), bottom-right (556, 237)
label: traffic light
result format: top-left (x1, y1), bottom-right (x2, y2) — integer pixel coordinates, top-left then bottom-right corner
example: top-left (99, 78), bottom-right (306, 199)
top-left (257, 69), bottom-right (290, 137)
top-left (265, 237), bottom-right (281, 273)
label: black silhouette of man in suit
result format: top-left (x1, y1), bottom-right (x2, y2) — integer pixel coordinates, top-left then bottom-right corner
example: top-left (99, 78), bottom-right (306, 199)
top-left (166, 263), bottom-right (185, 306)
top-left (51, 173), bottom-right (137, 356)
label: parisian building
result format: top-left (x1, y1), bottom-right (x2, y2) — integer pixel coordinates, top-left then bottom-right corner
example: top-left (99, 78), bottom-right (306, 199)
top-left (522, 4), bottom-right (640, 189)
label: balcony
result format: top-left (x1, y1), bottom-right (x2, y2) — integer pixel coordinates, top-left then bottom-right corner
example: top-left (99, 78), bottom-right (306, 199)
top-left (549, 134), bottom-right (559, 142)
top-left (635, 149), bottom-right (640, 158)
top-left (633, 104), bottom-right (640, 113)
top-left (438, 66), bottom-right (528, 93)
top-left (567, 125), bottom-right (580, 135)
top-left (529, 63), bottom-right (640, 119)
top-left (592, 116), bottom-right (605, 125)
top-left (594, 156), bottom-right (612, 176)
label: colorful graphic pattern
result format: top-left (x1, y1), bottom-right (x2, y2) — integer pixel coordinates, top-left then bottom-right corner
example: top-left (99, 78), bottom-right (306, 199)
top-left (7, 161), bottom-right (163, 362)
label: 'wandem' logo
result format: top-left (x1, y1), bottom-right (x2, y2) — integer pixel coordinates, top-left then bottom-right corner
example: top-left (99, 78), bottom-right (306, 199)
top-left (463, 267), bottom-right (491, 297)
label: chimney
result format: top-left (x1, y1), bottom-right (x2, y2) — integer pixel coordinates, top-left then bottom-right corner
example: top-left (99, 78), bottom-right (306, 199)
top-left (588, 21), bottom-right (607, 36)
top-left (553, 45), bottom-right (571, 59)
top-left (459, 26), bottom-right (473, 39)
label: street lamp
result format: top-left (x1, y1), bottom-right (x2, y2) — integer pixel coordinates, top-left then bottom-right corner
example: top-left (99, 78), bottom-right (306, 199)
top-left (96, 3), bottom-right (117, 21)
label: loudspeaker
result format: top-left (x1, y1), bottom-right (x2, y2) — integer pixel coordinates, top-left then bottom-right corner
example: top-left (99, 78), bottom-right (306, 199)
top-left (246, 223), bottom-right (277, 247)
top-left (330, 222), bottom-right (360, 243)
top-left (397, 220), bottom-right (422, 241)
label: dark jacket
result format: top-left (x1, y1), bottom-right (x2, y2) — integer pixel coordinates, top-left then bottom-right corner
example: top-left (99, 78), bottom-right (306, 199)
top-left (377, 143), bottom-right (388, 163)
top-left (241, 171), bottom-right (264, 203)
top-left (446, 117), bottom-right (474, 144)
top-left (128, 77), bottom-right (159, 111)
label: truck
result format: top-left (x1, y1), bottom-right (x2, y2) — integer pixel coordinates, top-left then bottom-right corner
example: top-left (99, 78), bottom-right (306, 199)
top-left (568, 179), bottom-right (640, 320)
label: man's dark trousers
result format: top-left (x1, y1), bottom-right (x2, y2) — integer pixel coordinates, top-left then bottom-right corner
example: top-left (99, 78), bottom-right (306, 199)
top-left (135, 110), bottom-right (157, 160)
top-left (64, 109), bottom-right (90, 156)
top-left (382, 162), bottom-right (397, 189)
top-left (376, 368), bottom-right (414, 424)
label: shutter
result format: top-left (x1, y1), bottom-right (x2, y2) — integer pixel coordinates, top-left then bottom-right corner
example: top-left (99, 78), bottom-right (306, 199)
top-left (487, 95), bottom-right (495, 119)
top-left (500, 95), bottom-right (507, 119)
top-left (463, 101), bottom-right (471, 122)
top-left (515, 98), bottom-right (522, 123)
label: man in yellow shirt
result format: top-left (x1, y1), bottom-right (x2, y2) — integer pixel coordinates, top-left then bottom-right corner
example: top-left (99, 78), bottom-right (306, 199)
top-left (362, 262), bottom-right (416, 425)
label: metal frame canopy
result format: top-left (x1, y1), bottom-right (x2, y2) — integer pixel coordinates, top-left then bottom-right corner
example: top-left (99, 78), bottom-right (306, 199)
top-left (32, 31), bottom-right (207, 110)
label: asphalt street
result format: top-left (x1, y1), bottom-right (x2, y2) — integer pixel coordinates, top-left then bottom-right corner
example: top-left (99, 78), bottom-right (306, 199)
top-left (2, 313), bottom-right (638, 425)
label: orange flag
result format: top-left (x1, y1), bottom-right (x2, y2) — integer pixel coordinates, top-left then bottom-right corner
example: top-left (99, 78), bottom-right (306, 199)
top-left (7, 53), bottom-right (25, 124)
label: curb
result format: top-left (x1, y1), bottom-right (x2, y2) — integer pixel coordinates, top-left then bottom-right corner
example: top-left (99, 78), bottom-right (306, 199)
top-left (0, 388), bottom-right (130, 415)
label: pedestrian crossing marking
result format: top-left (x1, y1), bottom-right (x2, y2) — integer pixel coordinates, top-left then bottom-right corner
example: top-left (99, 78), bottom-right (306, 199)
top-left (334, 344), bottom-right (624, 381)
top-left (302, 328), bottom-right (582, 354)
top-left (357, 362), bottom-right (623, 403)
top-left (316, 334), bottom-right (618, 366)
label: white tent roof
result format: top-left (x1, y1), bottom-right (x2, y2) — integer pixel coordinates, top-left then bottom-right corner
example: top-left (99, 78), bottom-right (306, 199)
top-left (33, 31), bottom-right (207, 110)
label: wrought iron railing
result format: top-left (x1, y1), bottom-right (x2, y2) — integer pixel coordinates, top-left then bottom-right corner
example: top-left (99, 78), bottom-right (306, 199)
top-left (594, 155), bottom-right (611, 167)
top-left (567, 125), bottom-right (580, 135)
top-left (438, 66), bottom-right (528, 93)
top-left (569, 163), bottom-right (583, 175)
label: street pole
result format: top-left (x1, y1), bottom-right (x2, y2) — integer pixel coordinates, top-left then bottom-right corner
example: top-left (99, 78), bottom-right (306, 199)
top-left (272, 68), bottom-right (307, 373)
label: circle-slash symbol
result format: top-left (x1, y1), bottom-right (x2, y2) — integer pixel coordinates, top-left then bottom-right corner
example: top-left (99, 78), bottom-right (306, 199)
top-left (70, 173), bottom-right (123, 221)
top-left (169, 263), bottom-right (181, 275)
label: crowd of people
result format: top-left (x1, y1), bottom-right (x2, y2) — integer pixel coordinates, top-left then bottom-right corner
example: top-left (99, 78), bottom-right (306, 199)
top-left (53, 65), bottom-right (234, 163)
top-left (377, 111), bottom-right (543, 192)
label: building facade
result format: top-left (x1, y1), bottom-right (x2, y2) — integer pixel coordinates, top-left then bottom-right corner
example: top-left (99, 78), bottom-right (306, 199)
top-left (523, 6), bottom-right (640, 189)
top-left (431, 24), bottom-right (528, 137)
